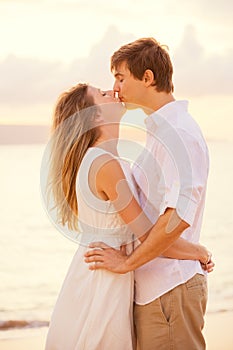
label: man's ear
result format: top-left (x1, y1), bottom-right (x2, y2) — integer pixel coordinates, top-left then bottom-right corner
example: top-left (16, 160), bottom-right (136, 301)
top-left (143, 69), bottom-right (154, 87)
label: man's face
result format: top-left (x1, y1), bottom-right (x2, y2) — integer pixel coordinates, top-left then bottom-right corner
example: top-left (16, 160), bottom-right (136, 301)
top-left (112, 61), bottom-right (145, 109)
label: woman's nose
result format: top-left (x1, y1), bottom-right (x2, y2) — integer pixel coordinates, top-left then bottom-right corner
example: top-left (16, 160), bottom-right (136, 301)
top-left (105, 90), bottom-right (114, 97)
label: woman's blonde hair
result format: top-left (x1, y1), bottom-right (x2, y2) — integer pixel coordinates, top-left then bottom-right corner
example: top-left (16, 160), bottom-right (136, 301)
top-left (48, 83), bottom-right (100, 230)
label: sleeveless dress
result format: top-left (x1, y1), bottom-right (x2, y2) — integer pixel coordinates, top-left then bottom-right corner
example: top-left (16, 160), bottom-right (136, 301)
top-left (45, 147), bottom-right (137, 350)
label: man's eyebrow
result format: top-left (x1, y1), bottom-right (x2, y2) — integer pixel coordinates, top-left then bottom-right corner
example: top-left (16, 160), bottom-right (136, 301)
top-left (114, 72), bottom-right (124, 78)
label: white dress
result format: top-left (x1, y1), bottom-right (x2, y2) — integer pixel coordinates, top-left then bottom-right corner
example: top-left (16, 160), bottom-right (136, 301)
top-left (45, 147), bottom-right (136, 350)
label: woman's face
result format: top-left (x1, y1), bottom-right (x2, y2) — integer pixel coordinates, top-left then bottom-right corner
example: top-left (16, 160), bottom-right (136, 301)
top-left (88, 86), bottom-right (116, 105)
top-left (87, 86), bottom-right (126, 124)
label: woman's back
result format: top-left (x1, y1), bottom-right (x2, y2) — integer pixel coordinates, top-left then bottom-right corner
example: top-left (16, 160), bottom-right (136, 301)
top-left (76, 146), bottom-right (137, 248)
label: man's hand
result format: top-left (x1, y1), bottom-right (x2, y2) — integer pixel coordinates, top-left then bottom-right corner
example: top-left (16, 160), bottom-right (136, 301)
top-left (84, 242), bottom-right (130, 274)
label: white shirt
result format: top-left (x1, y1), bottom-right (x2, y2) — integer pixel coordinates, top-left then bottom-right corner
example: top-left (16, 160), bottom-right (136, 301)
top-left (133, 100), bottom-right (209, 305)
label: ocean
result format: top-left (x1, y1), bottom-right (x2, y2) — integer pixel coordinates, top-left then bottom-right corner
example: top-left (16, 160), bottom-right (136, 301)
top-left (0, 141), bottom-right (233, 339)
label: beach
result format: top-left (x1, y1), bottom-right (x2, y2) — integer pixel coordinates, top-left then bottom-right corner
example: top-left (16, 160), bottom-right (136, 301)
top-left (0, 312), bottom-right (232, 350)
top-left (204, 312), bottom-right (233, 349)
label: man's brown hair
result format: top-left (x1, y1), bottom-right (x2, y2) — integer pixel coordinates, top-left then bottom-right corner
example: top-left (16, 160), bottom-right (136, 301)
top-left (111, 37), bottom-right (174, 93)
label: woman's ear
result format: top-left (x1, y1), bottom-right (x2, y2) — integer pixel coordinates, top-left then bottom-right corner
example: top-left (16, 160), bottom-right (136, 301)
top-left (143, 69), bottom-right (154, 87)
top-left (95, 112), bottom-right (105, 125)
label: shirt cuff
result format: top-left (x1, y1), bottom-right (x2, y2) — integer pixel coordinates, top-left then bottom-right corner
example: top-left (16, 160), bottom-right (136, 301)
top-left (159, 194), bottom-right (198, 226)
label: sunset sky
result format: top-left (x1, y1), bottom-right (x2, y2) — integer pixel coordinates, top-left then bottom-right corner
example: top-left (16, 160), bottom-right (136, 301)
top-left (0, 0), bottom-right (232, 140)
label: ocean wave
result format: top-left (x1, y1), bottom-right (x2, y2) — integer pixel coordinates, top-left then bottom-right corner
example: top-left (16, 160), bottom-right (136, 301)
top-left (0, 320), bottom-right (49, 331)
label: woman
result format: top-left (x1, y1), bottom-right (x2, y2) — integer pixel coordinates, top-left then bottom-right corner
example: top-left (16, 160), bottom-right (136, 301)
top-left (44, 83), bottom-right (211, 350)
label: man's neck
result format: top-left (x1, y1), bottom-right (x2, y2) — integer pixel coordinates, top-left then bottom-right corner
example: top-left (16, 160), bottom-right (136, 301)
top-left (142, 92), bottom-right (175, 115)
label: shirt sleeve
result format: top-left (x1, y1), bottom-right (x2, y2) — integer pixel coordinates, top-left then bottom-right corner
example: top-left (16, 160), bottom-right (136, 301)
top-left (154, 128), bottom-right (209, 226)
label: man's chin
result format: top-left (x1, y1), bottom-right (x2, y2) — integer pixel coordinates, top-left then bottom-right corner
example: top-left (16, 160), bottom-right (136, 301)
top-left (124, 102), bottom-right (140, 110)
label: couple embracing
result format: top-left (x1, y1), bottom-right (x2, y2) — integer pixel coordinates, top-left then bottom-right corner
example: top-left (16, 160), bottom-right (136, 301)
top-left (44, 37), bottom-right (214, 350)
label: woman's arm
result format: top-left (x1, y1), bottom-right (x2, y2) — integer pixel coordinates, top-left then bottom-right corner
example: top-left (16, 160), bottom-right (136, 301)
top-left (162, 238), bottom-right (210, 263)
top-left (138, 231), bottom-right (209, 263)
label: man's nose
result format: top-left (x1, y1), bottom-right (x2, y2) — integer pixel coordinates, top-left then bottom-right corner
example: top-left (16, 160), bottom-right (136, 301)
top-left (113, 80), bottom-right (120, 93)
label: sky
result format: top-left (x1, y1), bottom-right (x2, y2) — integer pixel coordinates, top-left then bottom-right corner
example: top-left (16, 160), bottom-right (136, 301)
top-left (0, 0), bottom-right (232, 140)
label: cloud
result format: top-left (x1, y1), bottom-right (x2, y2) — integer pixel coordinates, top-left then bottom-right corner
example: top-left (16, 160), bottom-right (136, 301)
top-left (188, 0), bottom-right (233, 14)
top-left (70, 26), bottom-right (135, 86)
top-left (0, 25), bottom-right (232, 109)
top-left (173, 25), bottom-right (233, 96)
top-left (0, 26), bottom-right (135, 105)
top-left (167, 0), bottom-right (233, 18)
top-left (0, 55), bottom-right (67, 105)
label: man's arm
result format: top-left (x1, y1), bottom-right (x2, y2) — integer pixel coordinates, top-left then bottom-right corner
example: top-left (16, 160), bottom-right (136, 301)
top-left (125, 208), bottom-right (188, 270)
top-left (85, 208), bottom-right (214, 273)
top-left (85, 208), bottom-right (188, 273)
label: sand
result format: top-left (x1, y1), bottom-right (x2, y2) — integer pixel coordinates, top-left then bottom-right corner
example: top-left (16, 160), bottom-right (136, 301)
top-left (0, 311), bottom-right (232, 350)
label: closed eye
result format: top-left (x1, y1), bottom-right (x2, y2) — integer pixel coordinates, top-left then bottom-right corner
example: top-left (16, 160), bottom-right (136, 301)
top-left (98, 89), bottom-right (107, 97)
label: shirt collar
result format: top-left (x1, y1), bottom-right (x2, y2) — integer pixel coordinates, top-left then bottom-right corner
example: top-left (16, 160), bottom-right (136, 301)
top-left (144, 100), bottom-right (188, 131)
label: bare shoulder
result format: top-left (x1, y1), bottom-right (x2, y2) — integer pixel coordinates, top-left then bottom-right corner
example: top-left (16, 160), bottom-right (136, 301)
top-left (89, 152), bottom-right (126, 200)
top-left (91, 153), bottom-right (124, 178)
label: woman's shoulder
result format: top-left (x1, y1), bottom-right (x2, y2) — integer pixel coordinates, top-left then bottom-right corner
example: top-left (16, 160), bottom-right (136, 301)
top-left (80, 147), bottom-right (132, 184)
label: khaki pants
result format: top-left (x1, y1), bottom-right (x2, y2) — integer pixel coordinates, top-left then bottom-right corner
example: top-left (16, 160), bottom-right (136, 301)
top-left (134, 273), bottom-right (207, 350)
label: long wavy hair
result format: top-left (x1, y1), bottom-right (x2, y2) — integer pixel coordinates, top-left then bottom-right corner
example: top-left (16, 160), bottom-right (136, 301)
top-left (47, 83), bottom-right (100, 231)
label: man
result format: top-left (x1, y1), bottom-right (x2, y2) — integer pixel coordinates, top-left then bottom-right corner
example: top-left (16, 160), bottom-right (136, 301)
top-left (85, 38), bottom-right (214, 349)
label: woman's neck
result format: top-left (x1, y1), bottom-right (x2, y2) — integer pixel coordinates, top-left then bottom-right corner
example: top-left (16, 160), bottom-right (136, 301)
top-left (92, 136), bottom-right (119, 156)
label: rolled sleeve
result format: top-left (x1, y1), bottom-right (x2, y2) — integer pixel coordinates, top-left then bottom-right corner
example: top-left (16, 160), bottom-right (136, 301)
top-left (155, 128), bottom-right (209, 226)
top-left (176, 194), bottom-right (199, 226)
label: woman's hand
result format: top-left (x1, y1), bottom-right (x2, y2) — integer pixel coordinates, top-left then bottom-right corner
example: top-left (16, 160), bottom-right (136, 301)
top-left (200, 250), bottom-right (215, 273)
